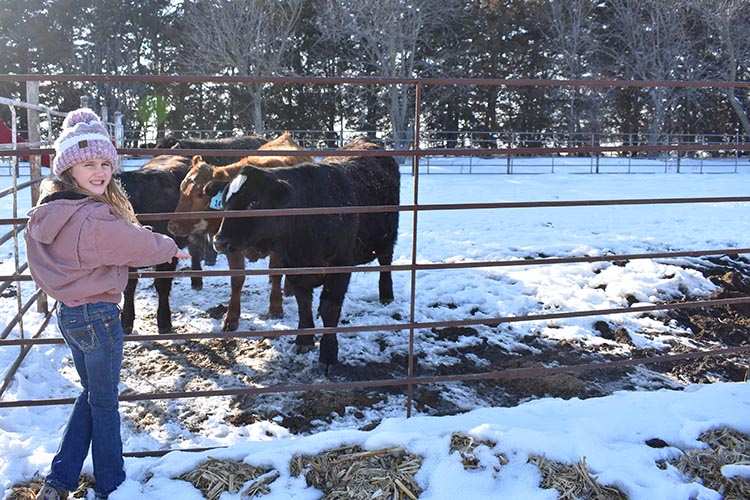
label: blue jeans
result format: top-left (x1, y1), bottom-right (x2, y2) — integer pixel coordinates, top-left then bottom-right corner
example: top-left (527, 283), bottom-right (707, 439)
top-left (45, 302), bottom-right (126, 499)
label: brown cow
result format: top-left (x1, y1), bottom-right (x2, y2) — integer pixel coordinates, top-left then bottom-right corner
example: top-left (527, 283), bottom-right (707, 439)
top-left (166, 131), bottom-right (314, 330)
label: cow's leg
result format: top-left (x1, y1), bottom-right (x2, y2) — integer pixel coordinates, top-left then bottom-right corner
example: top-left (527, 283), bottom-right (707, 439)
top-left (154, 259), bottom-right (176, 333)
top-left (268, 251), bottom-right (283, 318)
top-left (187, 234), bottom-right (205, 290)
top-left (222, 251), bottom-right (245, 331)
top-left (121, 272), bottom-right (137, 335)
top-left (204, 234), bottom-right (217, 266)
top-left (317, 273), bottom-right (352, 368)
top-left (377, 248), bottom-right (395, 304)
top-left (293, 282), bottom-right (316, 353)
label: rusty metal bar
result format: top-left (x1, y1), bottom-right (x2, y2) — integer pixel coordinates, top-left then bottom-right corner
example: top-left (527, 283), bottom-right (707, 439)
top-left (0, 288), bottom-right (43, 339)
top-left (2, 295), bottom-right (748, 349)
top-left (0, 178), bottom-right (42, 199)
top-left (406, 81), bottom-right (424, 416)
top-left (3, 343), bottom-right (749, 409)
top-left (6, 141), bottom-right (750, 159)
top-left (0, 300), bottom-right (55, 397)
top-left (0, 262), bottom-right (26, 296)
top-left (2, 246), bottom-right (749, 284)
top-left (0, 225), bottom-right (22, 247)
top-left (3, 194), bottom-right (749, 227)
top-left (1, 245), bottom-right (749, 284)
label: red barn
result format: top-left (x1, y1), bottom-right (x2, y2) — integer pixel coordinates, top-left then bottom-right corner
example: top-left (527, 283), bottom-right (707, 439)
top-left (0, 118), bottom-right (51, 167)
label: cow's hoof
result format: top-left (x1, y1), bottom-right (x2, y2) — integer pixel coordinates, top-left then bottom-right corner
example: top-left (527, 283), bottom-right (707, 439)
top-left (321, 361), bottom-right (349, 378)
top-left (158, 325), bottom-right (173, 334)
top-left (191, 279), bottom-right (203, 291)
top-left (294, 344), bottom-right (316, 355)
top-left (222, 320), bottom-right (239, 332)
top-left (267, 308), bottom-right (283, 319)
top-left (123, 326), bottom-right (133, 335)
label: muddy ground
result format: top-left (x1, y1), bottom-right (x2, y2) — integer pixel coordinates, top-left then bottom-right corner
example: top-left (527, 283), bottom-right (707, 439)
top-left (117, 255), bottom-right (750, 438)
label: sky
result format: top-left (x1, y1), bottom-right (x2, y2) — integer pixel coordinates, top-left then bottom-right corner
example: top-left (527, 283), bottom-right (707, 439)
top-left (1, 155), bottom-right (750, 500)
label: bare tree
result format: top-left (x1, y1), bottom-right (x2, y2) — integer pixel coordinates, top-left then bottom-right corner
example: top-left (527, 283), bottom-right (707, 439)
top-left (317, 0), bottom-right (464, 150)
top-left (180, 0), bottom-right (304, 133)
top-left (600, 0), bottom-right (705, 142)
top-left (691, 0), bottom-right (750, 137)
top-left (540, 0), bottom-right (604, 137)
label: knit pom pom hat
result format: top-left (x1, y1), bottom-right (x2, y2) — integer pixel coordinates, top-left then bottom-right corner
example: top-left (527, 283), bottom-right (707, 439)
top-left (52, 108), bottom-right (118, 178)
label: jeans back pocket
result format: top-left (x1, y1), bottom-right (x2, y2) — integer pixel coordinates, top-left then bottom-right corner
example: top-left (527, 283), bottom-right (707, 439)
top-left (59, 316), bottom-right (101, 352)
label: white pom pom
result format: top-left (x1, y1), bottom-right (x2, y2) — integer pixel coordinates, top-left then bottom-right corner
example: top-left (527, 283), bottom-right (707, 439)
top-left (62, 108), bottom-right (100, 129)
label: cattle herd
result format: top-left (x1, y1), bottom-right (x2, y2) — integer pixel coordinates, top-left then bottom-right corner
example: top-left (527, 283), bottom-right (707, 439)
top-left (120, 132), bottom-right (401, 371)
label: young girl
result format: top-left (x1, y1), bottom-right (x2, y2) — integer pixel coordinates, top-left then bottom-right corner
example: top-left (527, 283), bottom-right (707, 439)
top-left (24, 108), bottom-right (190, 500)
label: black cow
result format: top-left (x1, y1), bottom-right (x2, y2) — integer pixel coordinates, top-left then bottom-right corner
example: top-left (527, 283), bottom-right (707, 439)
top-left (154, 134), bottom-right (268, 166)
top-left (211, 140), bottom-right (400, 370)
top-left (116, 155), bottom-right (209, 334)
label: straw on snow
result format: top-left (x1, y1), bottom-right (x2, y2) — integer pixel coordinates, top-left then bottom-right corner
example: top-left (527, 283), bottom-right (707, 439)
top-left (178, 457), bottom-right (276, 500)
top-left (668, 428), bottom-right (750, 499)
top-left (290, 445), bottom-right (423, 500)
top-left (8, 429), bottom-right (750, 498)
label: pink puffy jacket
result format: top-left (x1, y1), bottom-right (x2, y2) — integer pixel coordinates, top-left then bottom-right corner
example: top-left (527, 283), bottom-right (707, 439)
top-left (25, 193), bottom-right (179, 307)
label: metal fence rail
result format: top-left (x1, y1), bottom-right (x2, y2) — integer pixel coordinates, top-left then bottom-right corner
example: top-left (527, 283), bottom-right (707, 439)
top-left (1, 74), bottom-right (749, 457)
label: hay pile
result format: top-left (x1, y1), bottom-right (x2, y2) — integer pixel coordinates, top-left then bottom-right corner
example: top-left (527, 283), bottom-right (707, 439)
top-left (10, 428), bottom-right (749, 499)
top-left (177, 457), bottom-right (277, 500)
top-left (290, 445), bottom-right (423, 499)
top-left (6, 474), bottom-right (95, 500)
top-left (449, 433), bottom-right (507, 472)
top-left (528, 455), bottom-right (628, 500)
top-left (668, 428), bottom-right (750, 499)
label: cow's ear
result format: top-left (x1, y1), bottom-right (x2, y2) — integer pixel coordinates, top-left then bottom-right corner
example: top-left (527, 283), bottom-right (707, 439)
top-left (204, 180), bottom-right (228, 197)
top-left (271, 179), bottom-right (294, 207)
top-left (191, 155), bottom-right (203, 166)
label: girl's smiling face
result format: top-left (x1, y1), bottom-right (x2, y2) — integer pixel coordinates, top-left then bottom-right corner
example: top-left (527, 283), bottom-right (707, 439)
top-left (69, 158), bottom-right (113, 195)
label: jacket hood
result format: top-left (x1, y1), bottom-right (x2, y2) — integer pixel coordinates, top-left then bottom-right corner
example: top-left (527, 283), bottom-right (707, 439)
top-left (25, 194), bottom-right (92, 245)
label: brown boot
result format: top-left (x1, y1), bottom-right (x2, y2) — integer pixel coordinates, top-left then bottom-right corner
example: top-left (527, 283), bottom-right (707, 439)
top-left (36, 484), bottom-right (69, 500)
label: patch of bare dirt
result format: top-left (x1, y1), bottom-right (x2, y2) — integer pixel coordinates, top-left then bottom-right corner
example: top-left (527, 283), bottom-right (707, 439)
top-left (116, 256), bottom-right (750, 438)
top-left (269, 256), bottom-right (750, 433)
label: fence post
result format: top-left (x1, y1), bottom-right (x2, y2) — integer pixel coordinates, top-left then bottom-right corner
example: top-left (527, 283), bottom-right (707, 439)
top-left (25, 81), bottom-right (48, 314)
top-left (25, 82), bottom-right (41, 201)
top-left (114, 111), bottom-right (124, 166)
top-left (736, 133), bottom-right (740, 173)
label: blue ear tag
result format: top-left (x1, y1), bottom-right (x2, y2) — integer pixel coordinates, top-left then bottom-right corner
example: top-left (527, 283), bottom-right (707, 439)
top-left (209, 192), bottom-right (224, 210)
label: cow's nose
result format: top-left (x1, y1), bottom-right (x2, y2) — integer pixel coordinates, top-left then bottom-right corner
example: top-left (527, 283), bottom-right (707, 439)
top-left (167, 220), bottom-right (182, 236)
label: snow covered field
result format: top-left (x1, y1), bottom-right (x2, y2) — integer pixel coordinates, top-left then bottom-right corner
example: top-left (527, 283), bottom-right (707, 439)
top-left (1, 156), bottom-right (750, 499)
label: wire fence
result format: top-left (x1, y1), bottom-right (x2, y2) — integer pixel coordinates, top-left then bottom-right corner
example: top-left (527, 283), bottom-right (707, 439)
top-left (1, 75), bottom-right (750, 457)
top-left (5, 128), bottom-right (750, 176)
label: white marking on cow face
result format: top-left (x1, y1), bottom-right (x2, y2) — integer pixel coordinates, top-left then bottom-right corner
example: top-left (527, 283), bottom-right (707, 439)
top-left (226, 174), bottom-right (247, 205)
top-left (193, 219), bottom-right (208, 232)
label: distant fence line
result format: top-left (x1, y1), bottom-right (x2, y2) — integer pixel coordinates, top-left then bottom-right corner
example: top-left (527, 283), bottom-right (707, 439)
top-left (7, 126), bottom-right (749, 152)
top-left (4, 128), bottom-right (750, 176)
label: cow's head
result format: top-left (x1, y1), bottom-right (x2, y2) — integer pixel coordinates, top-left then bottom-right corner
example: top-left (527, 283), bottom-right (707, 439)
top-left (167, 155), bottom-right (224, 237)
top-left (213, 166), bottom-right (293, 255)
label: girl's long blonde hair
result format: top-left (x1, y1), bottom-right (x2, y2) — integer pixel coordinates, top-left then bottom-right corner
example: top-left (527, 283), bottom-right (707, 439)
top-left (40, 171), bottom-right (140, 225)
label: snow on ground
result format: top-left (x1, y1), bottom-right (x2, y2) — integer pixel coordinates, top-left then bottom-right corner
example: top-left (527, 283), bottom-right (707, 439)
top-left (1, 155), bottom-right (750, 499)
